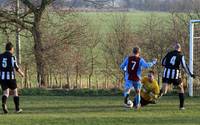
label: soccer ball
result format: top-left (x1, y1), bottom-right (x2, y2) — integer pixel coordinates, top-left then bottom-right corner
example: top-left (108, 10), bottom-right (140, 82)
top-left (127, 100), bottom-right (133, 108)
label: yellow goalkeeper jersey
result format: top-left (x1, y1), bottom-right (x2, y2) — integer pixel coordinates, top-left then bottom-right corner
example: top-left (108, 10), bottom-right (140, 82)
top-left (141, 77), bottom-right (160, 101)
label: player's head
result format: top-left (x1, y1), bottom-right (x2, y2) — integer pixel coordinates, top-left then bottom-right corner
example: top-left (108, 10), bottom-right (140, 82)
top-left (148, 70), bottom-right (155, 82)
top-left (133, 47), bottom-right (140, 56)
top-left (174, 43), bottom-right (181, 52)
top-left (6, 42), bottom-right (14, 54)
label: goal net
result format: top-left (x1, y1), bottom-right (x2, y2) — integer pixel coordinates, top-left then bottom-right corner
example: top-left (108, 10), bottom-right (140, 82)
top-left (189, 20), bottom-right (200, 96)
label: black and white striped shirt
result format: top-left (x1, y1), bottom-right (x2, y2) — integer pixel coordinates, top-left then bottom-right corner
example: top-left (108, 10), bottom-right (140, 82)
top-left (162, 50), bottom-right (192, 79)
top-left (0, 52), bottom-right (19, 80)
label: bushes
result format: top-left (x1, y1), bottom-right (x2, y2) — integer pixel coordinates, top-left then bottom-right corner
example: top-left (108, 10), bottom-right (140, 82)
top-left (16, 88), bottom-right (123, 96)
top-left (19, 88), bottom-right (66, 96)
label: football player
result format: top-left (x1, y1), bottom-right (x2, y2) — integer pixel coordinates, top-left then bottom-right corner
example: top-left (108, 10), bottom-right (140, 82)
top-left (140, 70), bottom-right (160, 106)
top-left (120, 47), bottom-right (157, 109)
top-left (120, 55), bottom-right (134, 108)
top-left (159, 43), bottom-right (195, 110)
top-left (0, 42), bottom-right (24, 113)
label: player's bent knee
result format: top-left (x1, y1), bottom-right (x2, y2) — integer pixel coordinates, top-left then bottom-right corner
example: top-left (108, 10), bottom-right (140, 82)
top-left (3, 94), bottom-right (9, 97)
top-left (136, 89), bottom-right (140, 94)
top-left (13, 89), bottom-right (18, 96)
top-left (178, 83), bottom-right (183, 89)
top-left (162, 83), bottom-right (169, 94)
top-left (3, 89), bottom-right (9, 97)
top-left (125, 88), bottom-right (130, 93)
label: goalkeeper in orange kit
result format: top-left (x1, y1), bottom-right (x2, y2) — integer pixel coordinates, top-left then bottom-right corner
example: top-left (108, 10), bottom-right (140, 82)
top-left (140, 70), bottom-right (160, 106)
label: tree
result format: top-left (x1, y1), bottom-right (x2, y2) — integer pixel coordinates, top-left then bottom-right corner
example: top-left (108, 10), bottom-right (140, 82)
top-left (139, 14), bottom-right (172, 84)
top-left (39, 10), bottom-right (89, 88)
top-left (0, 0), bottom-right (57, 86)
top-left (85, 31), bottom-right (101, 89)
top-left (103, 14), bottom-right (139, 87)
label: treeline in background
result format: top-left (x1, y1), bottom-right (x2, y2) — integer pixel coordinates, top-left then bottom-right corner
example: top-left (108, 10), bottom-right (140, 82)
top-left (0, 1), bottom-right (200, 95)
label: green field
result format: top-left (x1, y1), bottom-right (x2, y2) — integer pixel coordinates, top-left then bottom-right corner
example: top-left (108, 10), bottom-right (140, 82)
top-left (0, 96), bottom-right (200, 125)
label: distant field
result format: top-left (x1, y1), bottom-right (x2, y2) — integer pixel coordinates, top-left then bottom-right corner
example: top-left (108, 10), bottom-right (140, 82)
top-left (0, 11), bottom-right (171, 53)
top-left (0, 11), bottom-right (171, 48)
top-left (0, 96), bottom-right (199, 125)
top-left (80, 11), bottom-right (170, 33)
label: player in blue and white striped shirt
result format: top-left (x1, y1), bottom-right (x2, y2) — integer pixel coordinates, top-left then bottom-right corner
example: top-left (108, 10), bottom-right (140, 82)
top-left (160, 43), bottom-right (195, 110)
top-left (0, 42), bottom-right (24, 114)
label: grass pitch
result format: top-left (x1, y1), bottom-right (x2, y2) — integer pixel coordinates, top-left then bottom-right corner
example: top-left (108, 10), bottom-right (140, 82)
top-left (0, 96), bottom-right (199, 125)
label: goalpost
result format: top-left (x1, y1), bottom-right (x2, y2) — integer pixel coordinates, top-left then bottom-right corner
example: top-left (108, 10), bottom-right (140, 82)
top-left (189, 20), bottom-right (200, 97)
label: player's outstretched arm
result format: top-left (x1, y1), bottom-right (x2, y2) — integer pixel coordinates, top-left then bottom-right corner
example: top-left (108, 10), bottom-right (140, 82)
top-left (154, 81), bottom-right (160, 97)
top-left (140, 58), bottom-right (157, 69)
top-left (181, 56), bottom-right (195, 78)
top-left (17, 68), bottom-right (24, 77)
top-left (161, 54), bottom-right (168, 66)
top-left (13, 56), bottom-right (24, 77)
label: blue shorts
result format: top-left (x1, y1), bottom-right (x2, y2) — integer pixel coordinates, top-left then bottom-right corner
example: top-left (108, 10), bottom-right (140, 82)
top-left (124, 80), bottom-right (142, 90)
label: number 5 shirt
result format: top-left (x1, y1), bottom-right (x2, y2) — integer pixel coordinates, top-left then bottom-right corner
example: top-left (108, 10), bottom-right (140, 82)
top-left (0, 51), bottom-right (19, 81)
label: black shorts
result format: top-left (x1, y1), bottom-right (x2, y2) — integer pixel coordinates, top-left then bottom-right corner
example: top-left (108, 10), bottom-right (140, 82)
top-left (0, 80), bottom-right (17, 90)
top-left (162, 78), bottom-right (182, 86)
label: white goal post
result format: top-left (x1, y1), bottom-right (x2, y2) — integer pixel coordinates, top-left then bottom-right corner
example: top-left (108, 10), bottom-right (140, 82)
top-left (189, 20), bottom-right (200, 97)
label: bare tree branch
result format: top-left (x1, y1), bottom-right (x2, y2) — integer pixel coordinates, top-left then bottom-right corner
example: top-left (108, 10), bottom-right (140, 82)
top-left (40, 0), bottom-right (56, 11)
top-left (0, 10), bottom-right (32, 30)
top-left (19, 9), bottom-right (34, 18)
top-left (20, 0), bottom-right (37, 11)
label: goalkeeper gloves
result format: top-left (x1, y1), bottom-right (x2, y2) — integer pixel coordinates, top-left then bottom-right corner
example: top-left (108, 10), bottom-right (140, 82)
top-left (149, 92), bottom-right (154, 97)
top-left (152, 59), bottom-right (157, 65)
